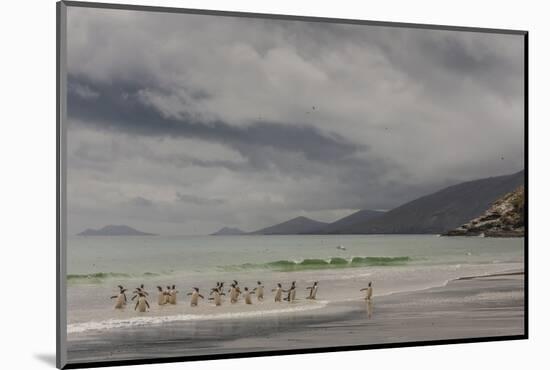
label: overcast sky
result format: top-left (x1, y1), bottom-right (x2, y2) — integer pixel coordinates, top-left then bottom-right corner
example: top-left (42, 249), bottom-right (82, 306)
top-left (65, 6), bottom-right (525, 236)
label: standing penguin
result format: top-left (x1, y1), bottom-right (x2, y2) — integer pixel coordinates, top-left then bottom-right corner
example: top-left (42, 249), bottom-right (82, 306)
top-left (229, 283), bottom-right (241, 303)
top-left (272, 283), bottom-right (283, 302)
top-left (209, 287), bottom-right (225, 306)
top-left (117, 285), bottom-right (128, 305)
top-left (218, 281), bottom-right (225, 295)
top-left (187, 287), bottom-right (204, 307)
top-left (169, 284), bottom-right (178, 305)
top-left (156, 286), bottom-right (166, 306)
top-left (111, 288), bottom-right (127, 309)
top-left (360, 281), bottom-right (373, 301)
top-left (284, 281), bottom-right (296, 302)
top-left (233, 280), bottom-right (241, 301)
top-left (134, 292), bottom-right (150, 312)
top-left (243, 287), bottom-right (255, 304)
top-left (253, 281), bottom-right (264, 301)
top-left (306, 281), bottom-right (319, 300)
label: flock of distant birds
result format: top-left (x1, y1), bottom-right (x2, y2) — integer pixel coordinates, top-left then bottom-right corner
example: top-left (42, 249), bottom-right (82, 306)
top-left (111, 280), bottom-right (374, 312)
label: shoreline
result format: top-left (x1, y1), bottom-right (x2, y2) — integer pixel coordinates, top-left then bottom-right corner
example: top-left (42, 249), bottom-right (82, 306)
top-left (67, 269), bottom-right (525, 364)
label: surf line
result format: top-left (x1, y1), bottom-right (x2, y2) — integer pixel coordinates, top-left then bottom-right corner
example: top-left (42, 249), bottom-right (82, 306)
top-left (68, 300), bottom-right (329, 334)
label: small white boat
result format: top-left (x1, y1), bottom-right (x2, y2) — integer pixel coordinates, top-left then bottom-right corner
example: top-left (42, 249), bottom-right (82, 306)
top-left (336, 245), bottom-right (346, 251)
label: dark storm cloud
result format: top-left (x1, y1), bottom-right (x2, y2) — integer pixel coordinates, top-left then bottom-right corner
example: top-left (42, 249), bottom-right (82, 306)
top-left (67, 75), bottom-right (367, 166)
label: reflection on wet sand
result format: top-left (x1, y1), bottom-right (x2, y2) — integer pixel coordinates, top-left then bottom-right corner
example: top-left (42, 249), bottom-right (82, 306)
top-left (366, 299), bottom-right (373, 319)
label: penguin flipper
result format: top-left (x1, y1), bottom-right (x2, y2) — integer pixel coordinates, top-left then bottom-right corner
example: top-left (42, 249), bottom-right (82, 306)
top-left (110, 295), bottom-right (117, 299)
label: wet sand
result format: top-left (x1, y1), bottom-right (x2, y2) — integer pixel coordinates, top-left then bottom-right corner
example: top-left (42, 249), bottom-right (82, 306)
top-left (67, 272), bottom-right (525, 365)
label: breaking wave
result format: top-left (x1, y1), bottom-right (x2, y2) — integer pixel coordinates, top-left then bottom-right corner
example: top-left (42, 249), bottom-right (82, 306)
top-left (221, 256), bottom-right (411, 272)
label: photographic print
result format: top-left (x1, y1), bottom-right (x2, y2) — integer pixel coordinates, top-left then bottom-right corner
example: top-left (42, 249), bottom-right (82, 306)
top-left (57, 2), bottom-right (527, 368)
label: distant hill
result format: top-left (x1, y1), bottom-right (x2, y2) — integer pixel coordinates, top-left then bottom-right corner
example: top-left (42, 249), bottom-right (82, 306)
top-left (211, 227), bottom-right (247, 236)
top-left (337, 170), bottom-right (524, 234)
top-left (312, 209), bottom-right (386, 234)
top-left (78, 225), bottom-right (157, 236)
top-left (443, 186), bottom-right (524, 237)
top-left (251, 216), bottom-right (329, 235)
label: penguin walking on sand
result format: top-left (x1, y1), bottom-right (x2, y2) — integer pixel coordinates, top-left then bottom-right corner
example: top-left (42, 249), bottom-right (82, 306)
top-left (284, 281), bottom-right (296, 302)
top-left (306, 281), bottom-right (319, 300)
top-left (229, 283), bottom-right (241, 303)
top-left (134, 292), bottom-right (150, 312)
top-left (117, 285), bottom-right (128, 305)
top-left (209, 287), bottom-right (225, 306)
top-left (272, 283), bottom-right (283, 302)
top-left (156, 286), bottom-right (167, 306)
top-left (290, 281), bottom-right (297, 301)
top-left (253, 281), bottom-right (264, 301)
top-left (169, 284), bottom-right (179, 304)
top-left (111, 287), bottom-right (128, 309)
top-left (243, 287), bottom-right (255, 304)
top-left (187, 287), bottom-right (204, 307)
top-left (360, 281), bottom-right (373, 301)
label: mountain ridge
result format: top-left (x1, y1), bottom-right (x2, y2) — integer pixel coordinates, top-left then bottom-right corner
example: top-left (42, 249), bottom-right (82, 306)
top-left (78, 225), bottom-right (157, 236)
top-left (250, 216), bottom-right (329, 235)
top-left (338, 170), bottom-right (524, 234)
top-left (210, 227), bottom-right (247, 236)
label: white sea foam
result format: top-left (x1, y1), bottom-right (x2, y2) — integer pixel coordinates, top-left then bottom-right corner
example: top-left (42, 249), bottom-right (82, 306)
top-left (68, 300), bottom-right (329, 334)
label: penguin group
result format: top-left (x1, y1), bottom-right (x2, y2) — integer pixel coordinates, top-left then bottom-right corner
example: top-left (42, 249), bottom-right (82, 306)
top-left (109, 280), bottom-right (372, 311)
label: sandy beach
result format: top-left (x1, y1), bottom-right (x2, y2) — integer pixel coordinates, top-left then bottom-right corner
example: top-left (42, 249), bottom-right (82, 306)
top-left (67, 271), bottom-right (525, 365)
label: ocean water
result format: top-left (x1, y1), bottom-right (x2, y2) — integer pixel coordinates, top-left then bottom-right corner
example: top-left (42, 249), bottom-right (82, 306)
top-left (66, 234), bottom-right (524, 335)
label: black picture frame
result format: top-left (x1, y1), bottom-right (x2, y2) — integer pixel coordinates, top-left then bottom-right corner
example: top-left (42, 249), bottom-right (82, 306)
top-left (56, 1), bottom-right (528, 368)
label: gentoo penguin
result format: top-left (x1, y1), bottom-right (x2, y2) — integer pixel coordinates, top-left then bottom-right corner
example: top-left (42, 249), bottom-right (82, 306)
top-left (218, 282), bottom-right (225, 294)
top-left (187, 287), bottom-right (204, 307)
top-left (254, 281), bottom-right (264, 301)
top-left (290, 281), bottom-right (297, 301)
top-left (229, 283), bottom-right (241, 303)
top-left (360, 281), bottom-right (373, 300)
top-left (284, 281), bottom-right (296, 302)
top-left (117, 285), bottom-right (127, 305)
top-left (156, 286), bottom-right (166, 306)
top-left (209, 287), bottom-right (225, 306)
top-left (134, 292), bottom-right (150, 312)
top-left (169, 284), bottom-right (178, 304)
top-left (272, 283), bottom-right (283, 302)
top-left (111, 288), bottom-right (127, 309)
top-left (306, 281), bottom-right (319, 300)
top-left (243, 287), bottom-right (255, 304)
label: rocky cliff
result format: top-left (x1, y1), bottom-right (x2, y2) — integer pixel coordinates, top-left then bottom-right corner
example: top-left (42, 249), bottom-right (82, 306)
top-left (443, 186), bottom-right (524, 237)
